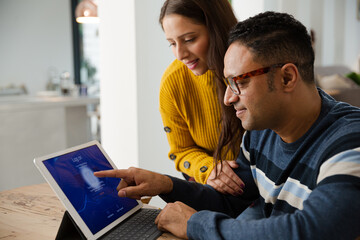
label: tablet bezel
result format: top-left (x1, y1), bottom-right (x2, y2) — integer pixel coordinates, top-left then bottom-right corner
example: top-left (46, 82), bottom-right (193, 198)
top-left (33, 140), bottom-right (143, 240)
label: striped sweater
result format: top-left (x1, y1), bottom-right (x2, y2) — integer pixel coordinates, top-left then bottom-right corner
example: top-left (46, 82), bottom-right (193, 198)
top-left (159, 59), bottom-right (234, 183)
top-left (161, 89), bottom-right (360, 239)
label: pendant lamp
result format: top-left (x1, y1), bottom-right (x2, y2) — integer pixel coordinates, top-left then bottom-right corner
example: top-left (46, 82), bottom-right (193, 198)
top-left (75, 0), bottom-right (99, 24)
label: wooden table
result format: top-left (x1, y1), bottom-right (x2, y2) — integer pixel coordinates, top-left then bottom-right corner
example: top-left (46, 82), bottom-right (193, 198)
top-left (0, 183), bottom-right (180, 239)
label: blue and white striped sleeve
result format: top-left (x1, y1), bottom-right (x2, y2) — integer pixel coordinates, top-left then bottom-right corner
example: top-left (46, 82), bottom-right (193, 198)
top-left (187, 147), bottom-right (360, 240)
top-left (317, 147), bottom-right (360, 184)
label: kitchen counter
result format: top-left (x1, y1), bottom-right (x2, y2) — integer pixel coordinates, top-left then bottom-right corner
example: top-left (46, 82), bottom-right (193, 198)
top-left (0, 95), bottom-right (99, 111)
top-left (0, 95), bottom-right (100, 192)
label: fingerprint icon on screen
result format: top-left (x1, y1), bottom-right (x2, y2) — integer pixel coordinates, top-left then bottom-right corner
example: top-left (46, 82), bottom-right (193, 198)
top-left (80, 165), bottom-right (102, 191)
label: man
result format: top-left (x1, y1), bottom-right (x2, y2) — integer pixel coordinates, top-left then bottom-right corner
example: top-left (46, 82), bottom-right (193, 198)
top-left (95, 12), bottom-right (360, 239)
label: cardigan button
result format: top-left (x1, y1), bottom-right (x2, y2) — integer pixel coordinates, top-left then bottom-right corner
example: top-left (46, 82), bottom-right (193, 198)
top-left (200, 166), bottom-right (208, 172)
top-left (164, 126), bottom-right (171, 133)
top-left (184, 161), bottom-right (190, 169)
top-left (169, 154), bottom-right (176, 160)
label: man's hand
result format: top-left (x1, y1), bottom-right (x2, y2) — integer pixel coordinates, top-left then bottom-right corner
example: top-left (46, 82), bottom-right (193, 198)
top-left (206, 160), bottom-right (245, 196)
top-left (94, 167), bottom-right (173, 199)
top-left (155, 201), bottom-right (196, 239)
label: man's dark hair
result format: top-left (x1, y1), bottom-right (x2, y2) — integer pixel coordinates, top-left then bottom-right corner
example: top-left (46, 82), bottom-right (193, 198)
top-left (229, 11), bottom-right (315, 83)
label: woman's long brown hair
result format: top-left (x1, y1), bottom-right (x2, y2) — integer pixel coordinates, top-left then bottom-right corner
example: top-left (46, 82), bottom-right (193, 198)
top-left (159, 0), bottom-right (244, 165)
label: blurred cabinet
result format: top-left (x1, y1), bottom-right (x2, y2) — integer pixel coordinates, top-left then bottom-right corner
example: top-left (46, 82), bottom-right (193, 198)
top-left (0, 96), bottom-right (99, 191)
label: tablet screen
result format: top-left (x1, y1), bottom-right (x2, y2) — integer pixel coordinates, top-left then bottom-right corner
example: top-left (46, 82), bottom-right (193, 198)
top-left (42, 144), bottom-right (139, 234)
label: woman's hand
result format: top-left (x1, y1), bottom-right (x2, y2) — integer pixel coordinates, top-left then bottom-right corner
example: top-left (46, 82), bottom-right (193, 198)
top-left (94, 167), bottom-right (173, 199)
top-left (206, 161), bottom-right (245, 196)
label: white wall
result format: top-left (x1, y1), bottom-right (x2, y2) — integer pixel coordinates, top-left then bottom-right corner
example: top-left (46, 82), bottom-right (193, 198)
top-left (134, 1), bottom-right (179, 176)
top-left (232, 0), bottom-right (360, 71)
top-left (98, 0), bottom-right (139, 169)
top-left (0, 0), bottom-right (73, 95)
top-left (232, 0), bottom-right (264, 21)
top-left (99, 0), bottom-right (181, 208)
top-left (343, 0), bottom-right (360, 71)
top-left (99, 0), bottom-right (180, 177)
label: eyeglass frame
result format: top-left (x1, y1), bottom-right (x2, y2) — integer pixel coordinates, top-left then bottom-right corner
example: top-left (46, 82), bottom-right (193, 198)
top-left (224, 63), bottom-right (288, 95)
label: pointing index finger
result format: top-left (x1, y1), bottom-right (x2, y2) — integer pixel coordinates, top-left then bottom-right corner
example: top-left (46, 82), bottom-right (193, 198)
top-left (94, 169), bottom-right (127, 179)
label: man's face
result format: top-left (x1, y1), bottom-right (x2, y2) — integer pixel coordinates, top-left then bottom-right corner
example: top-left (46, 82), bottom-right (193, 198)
top-left (223, 42), bottom-right (283, 131)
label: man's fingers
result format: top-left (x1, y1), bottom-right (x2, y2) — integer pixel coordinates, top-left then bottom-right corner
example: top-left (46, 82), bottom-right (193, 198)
top-left (94, 169), bottom-right (126, 178)
top-left (118, 190), bottom-right (127, 197)
top-left (117, 187), bottom-right (142, 199)
top-left (116, 179), bottom-right (129, 191)
top-left (118, 185), bottom-right (149, 200)
top-left (94, 169), bottom-right (136, 185)
top-left (155, 208), bottom-right (164, 225)
top-left (154, 212), bottom-right (160, 225)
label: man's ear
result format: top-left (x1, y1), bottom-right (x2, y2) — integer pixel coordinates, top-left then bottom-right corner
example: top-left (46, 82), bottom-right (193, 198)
top-left (281, 63), bottom-right (298, 92)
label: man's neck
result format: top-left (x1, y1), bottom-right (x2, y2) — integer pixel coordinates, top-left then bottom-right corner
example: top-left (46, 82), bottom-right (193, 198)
top-left (275, 86), bottom-right (322, 143)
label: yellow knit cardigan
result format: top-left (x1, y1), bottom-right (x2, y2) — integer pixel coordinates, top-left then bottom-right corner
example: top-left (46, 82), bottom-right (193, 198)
top-left (159, 59), bottom-right (234, 183)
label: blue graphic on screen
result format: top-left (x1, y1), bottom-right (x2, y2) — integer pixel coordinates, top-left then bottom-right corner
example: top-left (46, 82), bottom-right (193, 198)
top-left (43, 145), bottom-right (139, 234)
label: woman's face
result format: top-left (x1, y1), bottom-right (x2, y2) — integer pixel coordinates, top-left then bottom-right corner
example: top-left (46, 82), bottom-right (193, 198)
top-left (162, 14), bottom-right (210, 76)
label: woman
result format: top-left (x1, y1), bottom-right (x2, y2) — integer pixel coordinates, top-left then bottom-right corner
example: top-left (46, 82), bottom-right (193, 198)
top-left (159, 0), bottom-right (245, 195)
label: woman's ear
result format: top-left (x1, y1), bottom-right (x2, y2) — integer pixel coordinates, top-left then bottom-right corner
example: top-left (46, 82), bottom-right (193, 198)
top-left (281, 63), bottom-right (298, 92)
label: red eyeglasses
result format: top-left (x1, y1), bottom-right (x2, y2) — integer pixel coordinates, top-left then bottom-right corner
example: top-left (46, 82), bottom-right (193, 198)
top-left (224, 63), bottom-right (286, 95)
